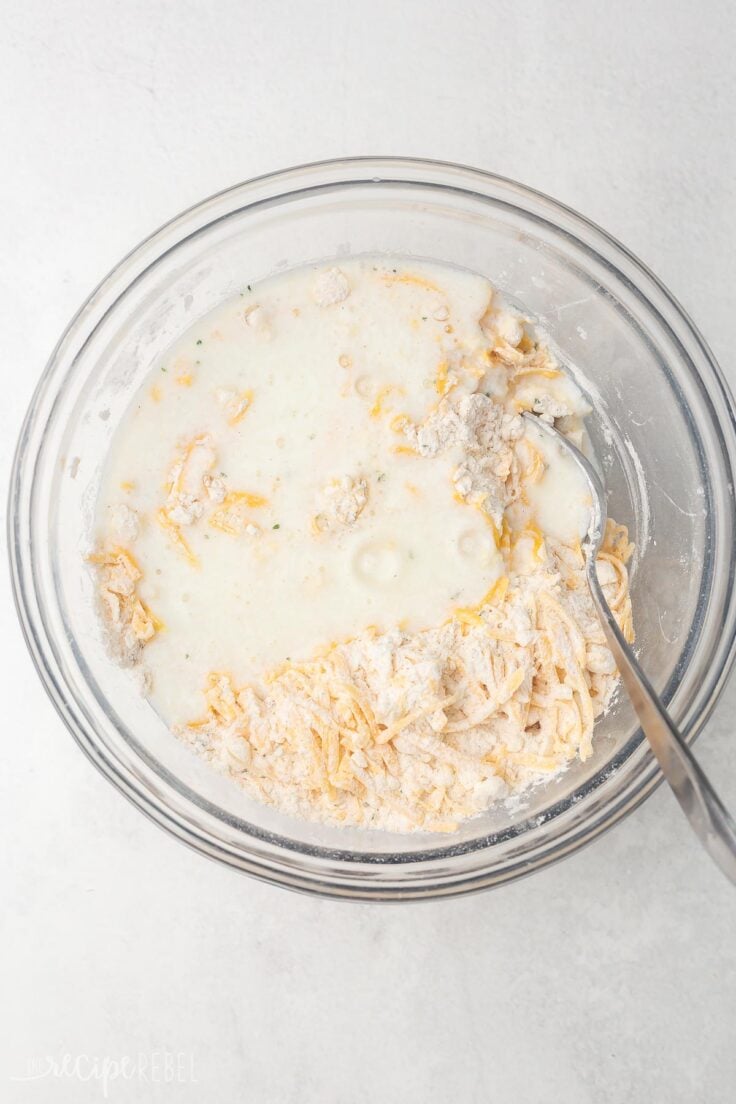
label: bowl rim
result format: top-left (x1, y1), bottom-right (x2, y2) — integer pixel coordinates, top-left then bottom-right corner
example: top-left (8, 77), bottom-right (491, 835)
top-left (9, 155), bottom-right (736, 900)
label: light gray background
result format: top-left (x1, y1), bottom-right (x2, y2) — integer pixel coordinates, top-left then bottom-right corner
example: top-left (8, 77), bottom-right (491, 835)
top-left (1, 2), bottom-right (735, 1101)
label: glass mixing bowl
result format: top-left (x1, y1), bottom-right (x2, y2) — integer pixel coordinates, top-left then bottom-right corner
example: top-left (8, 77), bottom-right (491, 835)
top-left (10, 158), bottom-right (736, 900)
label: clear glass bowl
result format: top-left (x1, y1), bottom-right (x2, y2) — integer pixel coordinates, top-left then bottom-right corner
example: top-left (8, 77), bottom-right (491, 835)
top-left (10, 158), bottom-right (736, 900)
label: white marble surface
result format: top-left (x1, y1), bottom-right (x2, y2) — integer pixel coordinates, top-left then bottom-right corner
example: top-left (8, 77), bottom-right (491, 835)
top-left (2, 1), bottom-right (735, 1100)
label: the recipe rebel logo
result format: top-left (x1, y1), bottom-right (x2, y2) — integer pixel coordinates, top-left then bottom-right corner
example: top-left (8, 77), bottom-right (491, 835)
top-left (10, 1051), bottom-right (198, 1097)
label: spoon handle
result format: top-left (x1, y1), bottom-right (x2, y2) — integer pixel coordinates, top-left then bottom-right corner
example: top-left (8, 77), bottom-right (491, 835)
top-left (588, 565), bottom-right (736, 885)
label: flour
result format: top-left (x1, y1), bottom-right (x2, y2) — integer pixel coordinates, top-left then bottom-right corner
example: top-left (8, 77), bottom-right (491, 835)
top-left (90, 547), bottom-right (158, 667)
top-left (108, 503), bottom-right (140, 543)
top-left (313, 267), bottom-right (350, 307)
top-left (163, 434), bottom-right (217, 525)
top-left (404, 394), bottom-right (526, 531)
top-left (320, 475), bottom-right (369, 527)
top-left (202, 473), bottom-right (227, 503)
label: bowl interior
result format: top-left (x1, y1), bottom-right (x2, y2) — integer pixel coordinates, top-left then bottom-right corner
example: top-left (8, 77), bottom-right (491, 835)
top-left (15, 163), bottom-right (736, 890)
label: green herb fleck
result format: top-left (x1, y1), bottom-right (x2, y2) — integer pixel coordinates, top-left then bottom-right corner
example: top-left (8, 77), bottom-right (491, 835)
top-left (185, 653), bottom-right (190, 660)
top-left (377, 472), bottom-right (386, 482)
top-left (272, 523), bottom-right (281, 530)
top-left (203, 533), bottom-right (210, 540)
top-left (247, 284), bottom-right (252, 292)
top-left (196, 338), bottom-right (203, 346)
top-left (160, 366), bottom-right (167, 372)
top-left (421, 316), bottom-right (427, 321)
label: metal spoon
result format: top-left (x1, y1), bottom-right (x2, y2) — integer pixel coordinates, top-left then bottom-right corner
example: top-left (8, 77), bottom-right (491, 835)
top-left (523, 412), bottom-right (736, 884)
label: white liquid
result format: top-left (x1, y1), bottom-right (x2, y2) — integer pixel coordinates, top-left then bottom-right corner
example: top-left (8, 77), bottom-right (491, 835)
top-left (96, 258), bottom-right (589, 724)
top-left (523, 422), bottom-right (593, 543)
